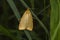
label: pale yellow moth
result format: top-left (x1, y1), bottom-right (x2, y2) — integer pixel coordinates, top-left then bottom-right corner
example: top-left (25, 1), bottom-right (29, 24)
top-left (18, 9), bottom-right (33, 31)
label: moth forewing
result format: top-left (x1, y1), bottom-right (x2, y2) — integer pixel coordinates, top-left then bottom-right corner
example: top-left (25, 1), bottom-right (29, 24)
top-left (18, 9), bottom-right (33, 31)
top-left (19, 10), bottom-right (28, 30)
top-left (26, 11), bottom-right (33, 31)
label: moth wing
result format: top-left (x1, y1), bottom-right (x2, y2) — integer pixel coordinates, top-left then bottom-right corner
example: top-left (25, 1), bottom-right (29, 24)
top-left (26, 10), bottom-right (33, 31)
top-left (19, 10), bottom-right (28, 30)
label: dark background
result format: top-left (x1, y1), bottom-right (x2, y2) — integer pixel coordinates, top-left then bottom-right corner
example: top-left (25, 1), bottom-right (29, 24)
top-left (0, 0), bottom-right (50, 40)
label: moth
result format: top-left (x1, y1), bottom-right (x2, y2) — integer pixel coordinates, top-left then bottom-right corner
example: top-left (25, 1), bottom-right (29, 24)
top-left (18, 9), bottom-right (33, 31)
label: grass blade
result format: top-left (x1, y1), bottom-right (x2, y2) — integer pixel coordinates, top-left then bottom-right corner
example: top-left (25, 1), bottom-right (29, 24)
top-left (19, 0), bottom-right (49, 36)
top-left (50, 0), bottom-right (60, 40)
top-left (51, 21), bottom-right (60, 40)
top-left (6, 0), bottom-right (32, 40)
top-left (0, 25), bottom-right (18, 40)
top-left (7, 0), bottom-right (20, 20)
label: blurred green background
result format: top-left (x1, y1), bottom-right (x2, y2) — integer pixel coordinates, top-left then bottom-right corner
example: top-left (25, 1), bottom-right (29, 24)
top-left (0, 0), bottom-right (50, 40)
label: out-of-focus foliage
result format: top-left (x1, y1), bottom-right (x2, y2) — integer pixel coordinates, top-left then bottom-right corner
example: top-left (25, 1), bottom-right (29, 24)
top-left (0, 0), bottom-right (50, 40)
top-left (50, 0), bottom-right (60, 40)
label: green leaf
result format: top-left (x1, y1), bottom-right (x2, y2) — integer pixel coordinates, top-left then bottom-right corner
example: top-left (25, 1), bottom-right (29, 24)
top-left (50, 0), bottom-right (60, 40)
